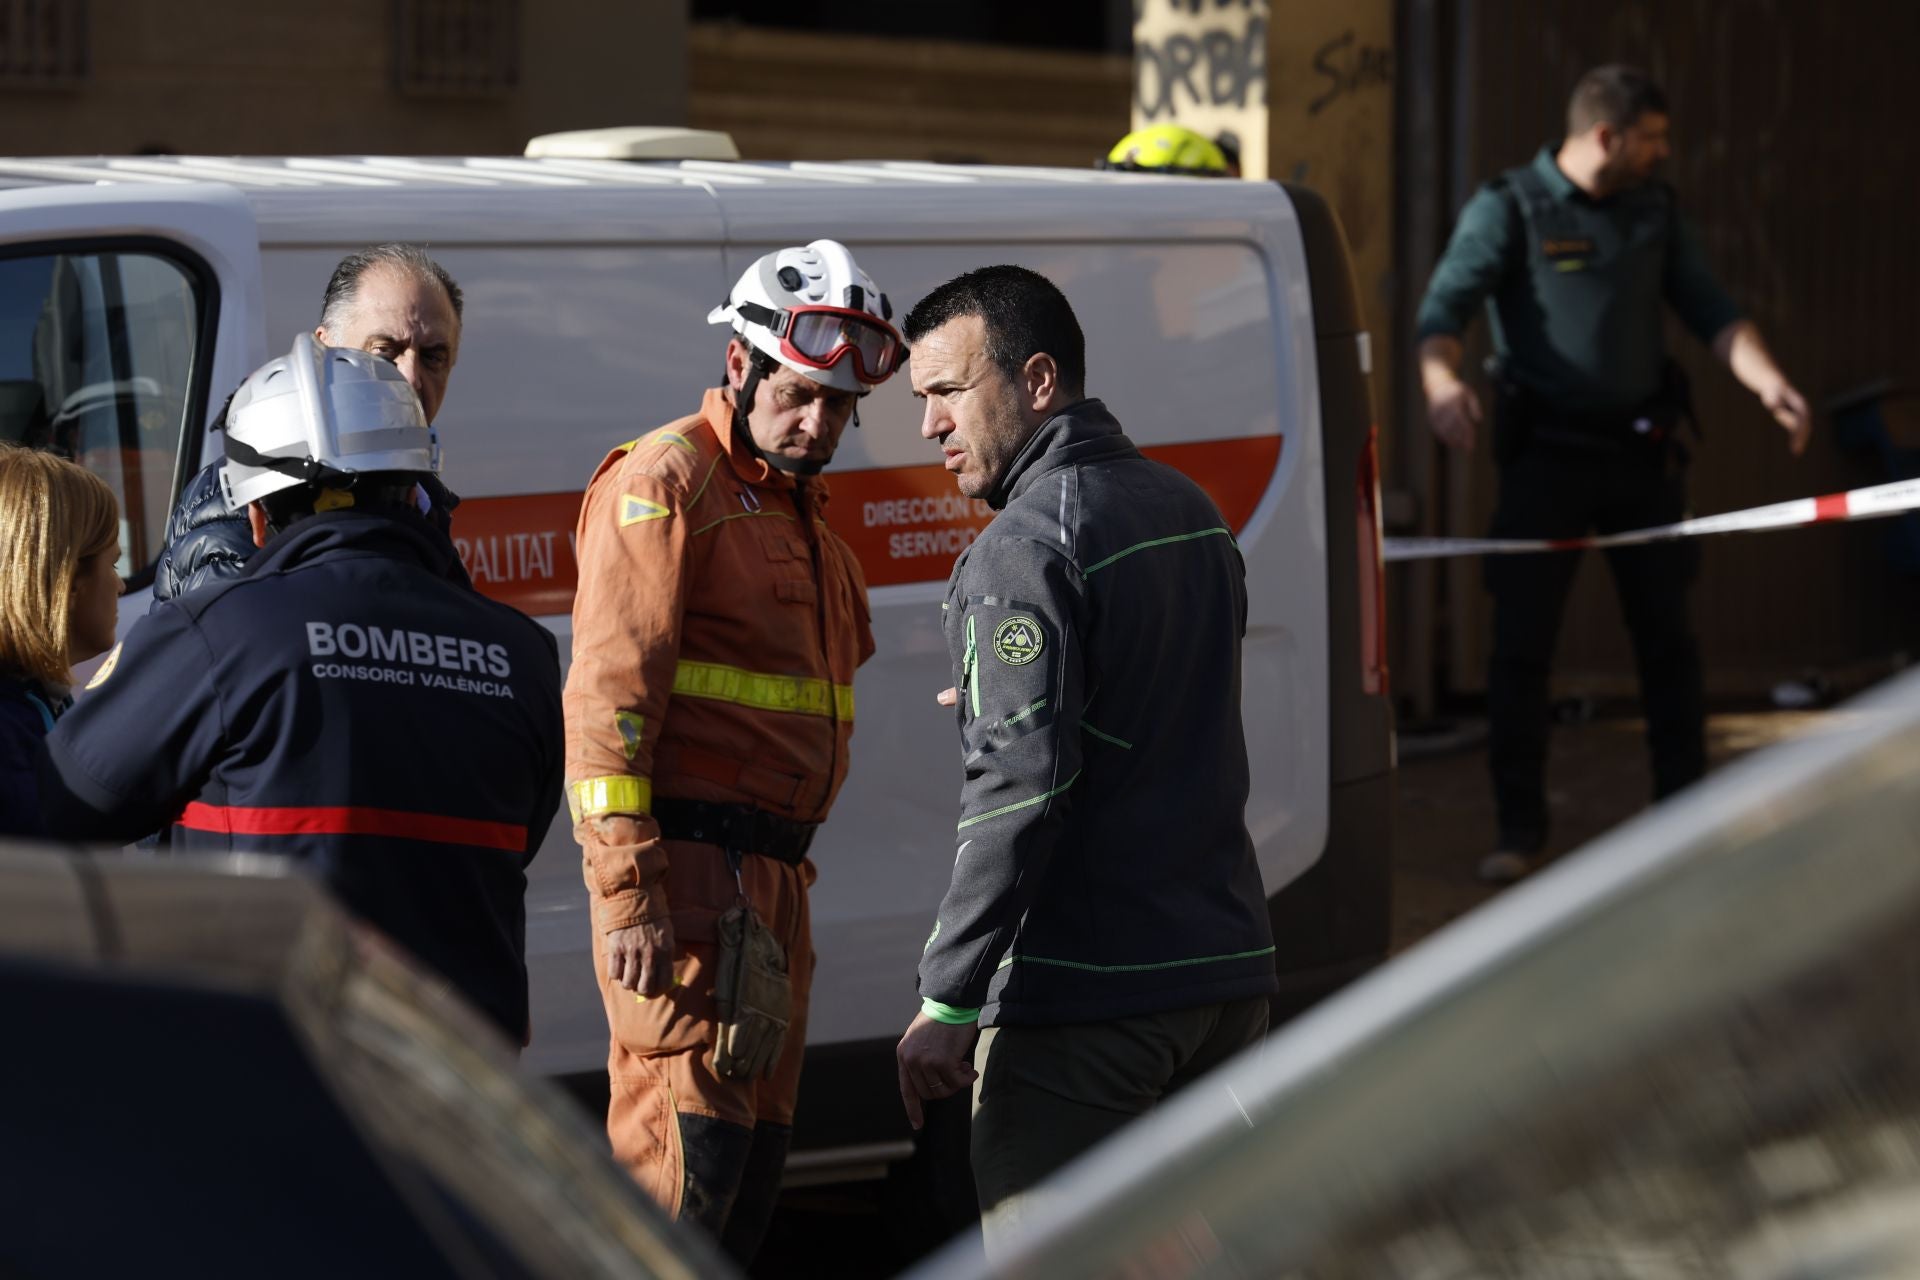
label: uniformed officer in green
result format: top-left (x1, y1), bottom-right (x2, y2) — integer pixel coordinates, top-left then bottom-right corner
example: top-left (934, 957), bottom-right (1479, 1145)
top-left (1415, 64), bottom-right (1811, 883)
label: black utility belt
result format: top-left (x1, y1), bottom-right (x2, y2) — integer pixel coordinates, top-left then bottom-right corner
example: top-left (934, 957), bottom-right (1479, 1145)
top-left (652, 797), bottom-right (817, 865)
top-left (1529, 418), bottom-right (1680, 453)
top-left (1504, 390), bottom-right (1683, 438)
top-left (1494, 386), bottom-right (1692, 463)
top-left (1492, 361), bottom-right (1695, 450)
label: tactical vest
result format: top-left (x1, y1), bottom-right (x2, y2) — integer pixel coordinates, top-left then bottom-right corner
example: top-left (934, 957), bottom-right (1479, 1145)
top-left (1489, 163), bottom-right (1691, 440)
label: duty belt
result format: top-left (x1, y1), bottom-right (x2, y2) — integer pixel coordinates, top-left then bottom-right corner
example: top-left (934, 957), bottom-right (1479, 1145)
top-left (652, 797), bottom-right (817, 865)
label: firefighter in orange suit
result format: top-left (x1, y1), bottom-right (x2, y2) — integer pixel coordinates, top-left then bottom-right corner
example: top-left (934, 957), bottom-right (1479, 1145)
top-left (564, 240), bottom-right (901, 1263)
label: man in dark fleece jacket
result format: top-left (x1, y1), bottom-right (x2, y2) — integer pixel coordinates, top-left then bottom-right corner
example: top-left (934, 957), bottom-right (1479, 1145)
top-left (895, 266), bottom-right (1276, 1245)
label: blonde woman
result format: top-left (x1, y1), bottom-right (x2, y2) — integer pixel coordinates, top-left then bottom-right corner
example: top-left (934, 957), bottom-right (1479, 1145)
top-left (0, 444), bottom-right (122, 838)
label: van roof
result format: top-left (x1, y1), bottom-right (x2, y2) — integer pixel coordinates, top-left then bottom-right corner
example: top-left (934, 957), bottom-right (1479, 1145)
top-left (0, 154), bottom-right (1160, 191)
top-left (0, 153), bottom-right (1295, 249)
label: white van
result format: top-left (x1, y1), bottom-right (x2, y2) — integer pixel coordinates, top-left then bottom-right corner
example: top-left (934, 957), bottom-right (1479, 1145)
top-left (0, 151), bottom-right (1392, 1185)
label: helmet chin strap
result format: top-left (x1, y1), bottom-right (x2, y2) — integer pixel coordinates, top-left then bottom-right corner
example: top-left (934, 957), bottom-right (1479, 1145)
top-left (731, 347), bottom-right (828, 476)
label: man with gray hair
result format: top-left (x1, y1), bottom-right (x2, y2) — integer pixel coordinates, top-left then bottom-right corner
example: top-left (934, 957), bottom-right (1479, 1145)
top-left (153, 243), bottom-right (465, 601)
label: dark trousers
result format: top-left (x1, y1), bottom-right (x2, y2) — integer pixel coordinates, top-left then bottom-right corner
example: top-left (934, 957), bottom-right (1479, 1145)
top-left (969, 997), bottom-right (1269, 1255)
top-left (1484, 444), bottom-right (1706, 850)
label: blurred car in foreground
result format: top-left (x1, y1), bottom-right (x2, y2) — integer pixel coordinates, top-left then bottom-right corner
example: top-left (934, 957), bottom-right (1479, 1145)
top-left (0, 845), bottom-right (733, 1279)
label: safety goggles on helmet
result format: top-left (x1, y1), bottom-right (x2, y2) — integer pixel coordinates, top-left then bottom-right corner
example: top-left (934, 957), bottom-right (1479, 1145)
top-left (736, 301), bottom-right (903, 386)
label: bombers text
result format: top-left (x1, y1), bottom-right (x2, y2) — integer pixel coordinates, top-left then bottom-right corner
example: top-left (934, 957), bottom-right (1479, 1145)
top-left (307, 621), bottom-right (512, 678)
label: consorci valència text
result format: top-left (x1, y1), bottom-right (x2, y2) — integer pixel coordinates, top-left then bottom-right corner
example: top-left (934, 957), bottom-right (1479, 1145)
top-left (305, 621), bottom-right (516, 698)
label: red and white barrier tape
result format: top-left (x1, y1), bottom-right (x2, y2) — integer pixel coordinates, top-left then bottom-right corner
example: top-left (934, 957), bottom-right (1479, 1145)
top-left (1383, 476), bottom-right (1920, 562)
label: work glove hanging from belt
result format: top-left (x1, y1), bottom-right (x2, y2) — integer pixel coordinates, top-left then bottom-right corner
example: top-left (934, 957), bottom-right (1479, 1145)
top-left (711, 899), bottom-right (792, 1081)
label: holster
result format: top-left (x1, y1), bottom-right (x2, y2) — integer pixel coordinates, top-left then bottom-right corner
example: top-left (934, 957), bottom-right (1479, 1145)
top-left (1488, 363), bottom-right (1535, 466)
top-left (711, 898), bottom-right (793, 1081)
top-left (1645, 359), bottom-right (1698, 465)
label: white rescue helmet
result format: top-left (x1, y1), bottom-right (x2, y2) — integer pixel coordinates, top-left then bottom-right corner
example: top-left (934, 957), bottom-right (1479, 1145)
top-left (706, 239), bottom-right (902, 395)
top-left (221, 334), bottom-right (436, 509)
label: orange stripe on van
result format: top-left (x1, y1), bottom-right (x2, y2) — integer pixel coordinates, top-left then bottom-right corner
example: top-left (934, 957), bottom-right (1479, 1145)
top-left (449, 490), bottom-right (583, 618)
top-left (454, 434), bottom-right (1283, 611)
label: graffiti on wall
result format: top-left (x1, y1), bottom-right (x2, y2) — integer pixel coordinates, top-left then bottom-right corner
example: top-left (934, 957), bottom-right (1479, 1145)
top-left (1306, 29), bottom-right (1394, 117)
top-left (1135, 0), bottom-right (1267, 119)
top-left (1132, 0), bottom-right (1269, 177)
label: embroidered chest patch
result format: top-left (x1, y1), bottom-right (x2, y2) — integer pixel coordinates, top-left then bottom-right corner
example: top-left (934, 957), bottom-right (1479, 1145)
top-left (992, 616), bottom-right (1045, 666)
top-left (1540, 236), bottom-right (1596, 273)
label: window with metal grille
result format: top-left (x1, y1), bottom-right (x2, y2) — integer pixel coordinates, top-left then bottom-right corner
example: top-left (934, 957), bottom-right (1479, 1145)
top-left (0, 0), bottom-right (88, 87)
top-left (394, 0), bottom-right (519, 98)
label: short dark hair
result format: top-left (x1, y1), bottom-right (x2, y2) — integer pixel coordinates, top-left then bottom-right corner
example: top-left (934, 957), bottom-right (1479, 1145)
top-left (260, 470), bottom-right (422, 534)
top-left (318, 244), bottom-right (464, 333)
top-left (903, 265), bottom-right (1086, 398)
top-left (1567, 64), bottom-right (1668, 135)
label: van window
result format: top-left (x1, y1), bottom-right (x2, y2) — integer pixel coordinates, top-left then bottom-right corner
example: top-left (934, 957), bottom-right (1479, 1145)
top-left (0, 247), bottom-right (204, 585)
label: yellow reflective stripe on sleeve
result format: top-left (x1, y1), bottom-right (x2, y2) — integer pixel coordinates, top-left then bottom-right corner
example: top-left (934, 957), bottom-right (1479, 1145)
top-left (648, 429), bottom-right (697, 453)
top-left (672, 659), bottom-right (855, 720)
top-left (567, 775), bottom-right (653, 823)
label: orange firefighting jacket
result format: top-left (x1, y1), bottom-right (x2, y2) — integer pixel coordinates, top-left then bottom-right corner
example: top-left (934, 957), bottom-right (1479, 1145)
top-left (564, 387), bottom-right (874, 932)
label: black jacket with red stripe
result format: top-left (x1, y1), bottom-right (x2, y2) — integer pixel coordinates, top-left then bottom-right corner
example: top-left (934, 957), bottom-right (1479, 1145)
top-left (41, 507), bottom-right (563, 1040)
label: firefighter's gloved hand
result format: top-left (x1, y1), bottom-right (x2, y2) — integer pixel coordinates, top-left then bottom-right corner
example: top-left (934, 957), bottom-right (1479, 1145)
top-left (712, 900), bottom-right (791, 1081)
top-left (579, 812), bottom-right (670, 939)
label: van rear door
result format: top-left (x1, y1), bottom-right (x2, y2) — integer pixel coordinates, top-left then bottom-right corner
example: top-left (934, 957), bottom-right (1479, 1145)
top-left (0, 183), bottom-right (265, 620)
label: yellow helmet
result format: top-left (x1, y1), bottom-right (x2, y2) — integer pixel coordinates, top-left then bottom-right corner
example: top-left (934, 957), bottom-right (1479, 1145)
top-left (1098, 124), bottom-right (1233, 177)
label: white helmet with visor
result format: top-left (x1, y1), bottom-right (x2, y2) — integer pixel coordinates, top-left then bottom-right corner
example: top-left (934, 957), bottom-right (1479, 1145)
top-left (707, 239), bottom-right (902, 395)
top-left (221, 333), bottom-right (435, 509)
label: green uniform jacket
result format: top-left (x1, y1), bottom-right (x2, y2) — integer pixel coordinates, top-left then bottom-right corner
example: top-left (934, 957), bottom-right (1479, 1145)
top-left (916, 400), bottom-right (1279, 1028)
top-left (1417, 144), bottom-right (1742, 415)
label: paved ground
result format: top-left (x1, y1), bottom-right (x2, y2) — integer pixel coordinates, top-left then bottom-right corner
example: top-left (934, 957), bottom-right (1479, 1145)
top-left (753, 704), bottom-right (1837, 1278)
top-left (1389, 705), bottom-right (1830, 955)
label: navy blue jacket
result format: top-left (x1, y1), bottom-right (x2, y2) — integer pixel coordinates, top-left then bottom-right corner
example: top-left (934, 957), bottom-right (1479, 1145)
top-left (153, 458), bottom-right (461, 604)
top-left (43, 508), bottom-right (563, 1039)
top-left (0, 674), bottom-right (65, 839)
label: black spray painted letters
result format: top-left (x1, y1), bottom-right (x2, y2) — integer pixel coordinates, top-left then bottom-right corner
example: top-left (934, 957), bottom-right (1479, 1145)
top-left (1308, 29), bottom-right (1393, 117)
top-left (1135, 12), bottom-right (1268, 120)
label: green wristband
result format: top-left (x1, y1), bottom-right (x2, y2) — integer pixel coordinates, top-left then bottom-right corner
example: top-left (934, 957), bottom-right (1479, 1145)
top-left (920, 998), bottom-right (981, 1025)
